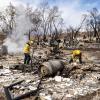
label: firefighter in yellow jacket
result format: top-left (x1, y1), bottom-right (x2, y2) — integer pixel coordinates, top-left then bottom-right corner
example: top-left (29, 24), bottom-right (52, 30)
top-left (69, 50), bottom-right (82, 64)
top-left (23, 41), bottom-right (33, 64)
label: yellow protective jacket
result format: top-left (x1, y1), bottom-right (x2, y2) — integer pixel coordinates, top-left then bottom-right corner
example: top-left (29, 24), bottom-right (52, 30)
top-left (72, 50), bottom-right (81, 58)
top-left (23, 43), bottom-right (30, 54)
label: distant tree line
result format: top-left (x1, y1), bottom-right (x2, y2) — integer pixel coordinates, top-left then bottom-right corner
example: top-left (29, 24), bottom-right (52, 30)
top-left (0, 1), bottom-right (100, 46)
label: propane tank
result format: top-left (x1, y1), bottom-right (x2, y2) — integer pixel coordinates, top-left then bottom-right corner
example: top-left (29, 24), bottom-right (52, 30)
top-left (40, 60), bottom-right (64, 77)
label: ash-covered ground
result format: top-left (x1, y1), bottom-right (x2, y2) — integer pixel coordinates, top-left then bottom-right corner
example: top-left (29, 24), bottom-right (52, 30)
top-left (0, 50), bottom-right (100, 100)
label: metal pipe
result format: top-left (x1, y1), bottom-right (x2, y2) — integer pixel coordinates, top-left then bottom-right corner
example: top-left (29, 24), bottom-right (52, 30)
top-left (7, 80), bottom-right (24, 89)
top-left (4, 87), bottom-right (13, 100)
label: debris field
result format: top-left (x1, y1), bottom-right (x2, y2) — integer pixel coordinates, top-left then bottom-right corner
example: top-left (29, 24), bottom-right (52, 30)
top-left (0, 49), bottom-right (100, 100)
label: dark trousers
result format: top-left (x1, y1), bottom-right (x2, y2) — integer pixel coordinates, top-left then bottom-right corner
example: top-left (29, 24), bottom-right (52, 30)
top-left (24, 53), bottom-right (31, 64)
top-left (69, 53), bottom-right (82, 64)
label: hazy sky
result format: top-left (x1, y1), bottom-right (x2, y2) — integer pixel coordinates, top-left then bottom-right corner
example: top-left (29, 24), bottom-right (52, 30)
top-left (0, 0), bottom-right (99, 26)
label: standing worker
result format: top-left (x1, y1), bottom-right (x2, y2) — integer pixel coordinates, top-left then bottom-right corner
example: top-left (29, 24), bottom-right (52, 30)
top-left (69, 49), bottom-right (82, 64)
top-left (23, 40), bottom-right (33, 64)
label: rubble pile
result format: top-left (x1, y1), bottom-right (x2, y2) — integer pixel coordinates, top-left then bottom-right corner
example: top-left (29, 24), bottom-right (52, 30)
top-left (33, 48), bottom-right (51, 61)
top-left (0, 50), bottom-right (100, 100)
top-left (0, 63), bottom-right (99, 100)
top-left (63, 63), bottom-right (100, 79)
top-left (0, 55), bottom-right (23, 69)
top-left (39, 75), bottom-right (100, 100)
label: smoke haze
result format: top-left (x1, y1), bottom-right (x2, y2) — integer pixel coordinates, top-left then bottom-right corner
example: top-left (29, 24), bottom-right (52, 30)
top-left (4, 5), bottom-right (33, 53)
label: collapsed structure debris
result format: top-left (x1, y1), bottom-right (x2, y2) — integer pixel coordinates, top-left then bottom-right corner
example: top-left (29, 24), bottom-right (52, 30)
top-left (3, 48), bottom-right (96, 95)
top-left (4, 79), bottom-right (42, 100)
top-left (0, 50), bottom-right (100, 100)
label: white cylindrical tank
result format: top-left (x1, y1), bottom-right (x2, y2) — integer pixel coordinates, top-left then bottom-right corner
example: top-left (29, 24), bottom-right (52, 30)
top-left (40, 60), bottom-right (64, 76)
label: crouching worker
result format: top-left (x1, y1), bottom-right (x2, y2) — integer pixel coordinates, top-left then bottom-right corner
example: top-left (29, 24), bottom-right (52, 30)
top-left (23, 40), bottom-right (33, 64)
top-left (69, 50), bottom-right (82, 64)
